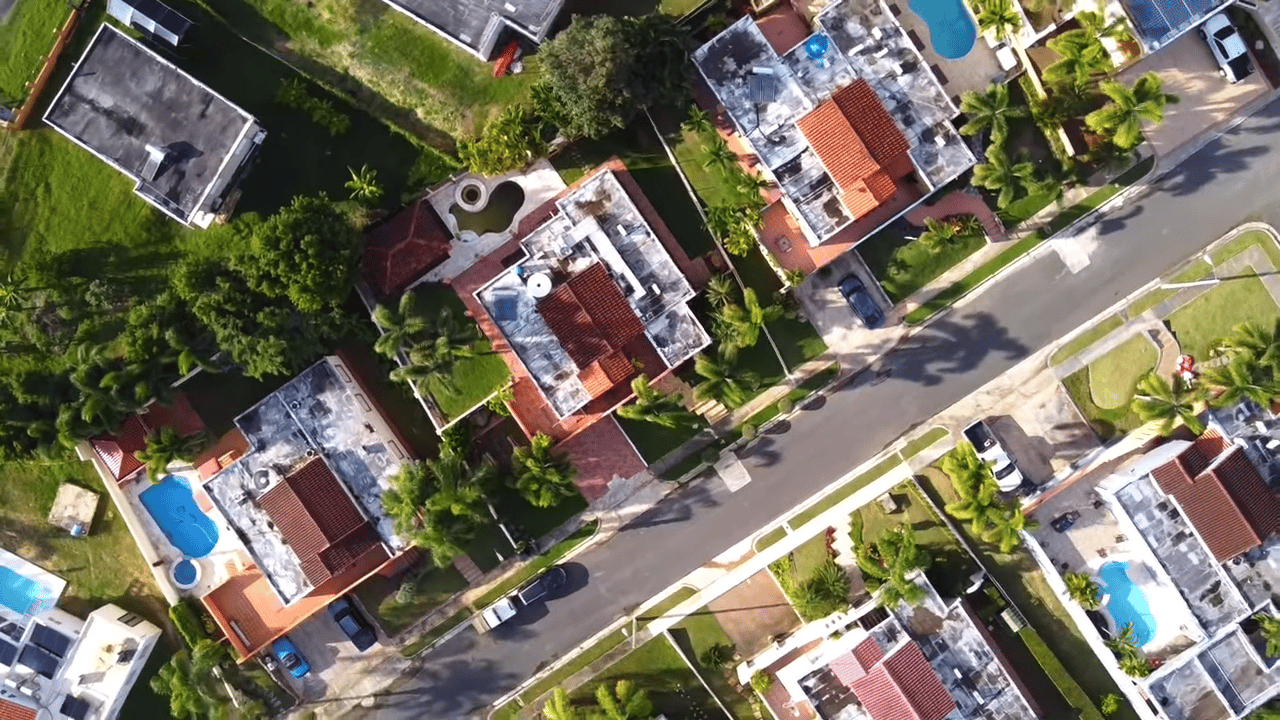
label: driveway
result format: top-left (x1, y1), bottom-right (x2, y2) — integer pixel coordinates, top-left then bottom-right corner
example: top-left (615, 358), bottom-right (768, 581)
top-left (1119, 29), bottom-right (1269, 158)
top-left (706, 570), bottom-right (801, 658)
top-left (798, 252), bottom-right (902, 369)
top-left (276, 596), bottom-right (386, 701)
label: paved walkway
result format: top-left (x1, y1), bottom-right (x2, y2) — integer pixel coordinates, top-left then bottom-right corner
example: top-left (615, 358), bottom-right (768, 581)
top-left (905, 188), bottom-right (1007, 242)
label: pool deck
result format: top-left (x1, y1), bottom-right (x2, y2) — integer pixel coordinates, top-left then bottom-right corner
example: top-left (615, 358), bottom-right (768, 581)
top-left (879, 0), bottom-right (1006, 102)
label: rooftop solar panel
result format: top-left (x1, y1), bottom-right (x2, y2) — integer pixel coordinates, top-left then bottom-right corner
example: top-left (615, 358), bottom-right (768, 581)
top-left (0, 639), bottom-right (15, 666)
top-left (32, 624), bottom-right (72, 658)
top-left (60, 694), bottom-right (92, 720)
top-left (18, 644), bottom-right (59, 678)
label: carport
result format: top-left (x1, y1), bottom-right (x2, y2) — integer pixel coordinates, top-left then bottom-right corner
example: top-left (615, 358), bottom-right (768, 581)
top-left (1122, 0), bottom-right (1228, 48)
top-left (1118, 29), bottom-right (1270, 158)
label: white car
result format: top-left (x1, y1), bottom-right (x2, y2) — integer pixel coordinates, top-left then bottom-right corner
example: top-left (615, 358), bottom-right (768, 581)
top-left (1200, 13), bottom-right (1254, 83)
top-left (963, 420), bottom-right (1024, 492)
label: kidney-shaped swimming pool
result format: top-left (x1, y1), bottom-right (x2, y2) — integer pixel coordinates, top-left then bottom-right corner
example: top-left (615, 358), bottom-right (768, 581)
top-left (1098, 560), bottom-right (1158, 646)
top-left (139, 476), bottom-right (219, 559)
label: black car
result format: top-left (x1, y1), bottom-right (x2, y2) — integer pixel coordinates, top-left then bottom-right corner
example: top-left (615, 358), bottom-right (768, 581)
top-left (515, 565), bottom-right (568, 605)
top-left (1050, 511), bottom-right (1080, 533)
top-left (837, 275), bottom-right (885, 328)
top-left (328, 596), bottom-right (377, 652)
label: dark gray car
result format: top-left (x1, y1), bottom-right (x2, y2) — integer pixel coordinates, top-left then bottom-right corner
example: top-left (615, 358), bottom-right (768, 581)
top-left (516, 565), bottom-right (567, 605)
top-left (838, 275), bottom-right (885, 328)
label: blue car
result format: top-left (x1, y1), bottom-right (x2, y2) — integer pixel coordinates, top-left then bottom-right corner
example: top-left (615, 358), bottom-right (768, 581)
top-left (271, 637), bottom-right (310, 679)
top-left (837, 275), bottom-right (885, 328)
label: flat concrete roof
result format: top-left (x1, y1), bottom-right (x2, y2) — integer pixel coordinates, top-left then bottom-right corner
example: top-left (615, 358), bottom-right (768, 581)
top-left (384, 0), bottom-right (560, 55)
top-left (44, 24), bottom-right (257, 222)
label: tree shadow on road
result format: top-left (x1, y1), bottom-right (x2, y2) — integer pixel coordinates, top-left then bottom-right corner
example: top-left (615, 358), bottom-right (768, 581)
top-left (1155, 142), bottom-right (1268, 197)
top-left (877, 311), bottom-right (1029, 387)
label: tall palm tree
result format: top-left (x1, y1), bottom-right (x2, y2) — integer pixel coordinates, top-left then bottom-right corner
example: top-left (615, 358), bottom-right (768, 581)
top-left (1131, 371), bottom-right (1206, 436)
top-left (543, 688), bottom-right (584, 720)
top-left (682, 106), bottom-right (714, 135)
top-left (940, 443), bottom-right (1005, 535)
top-left (382, 452), bottom-right (497, 566)
top-left (1215, 320), bottom-right (1280, 363)
top-left (510, 432), bottom-right (578, 508)
top-left (1043, 29), bottom-right (1112, 88)
top-left (976, 0), bottom-right (1022, 41)
top-left (972, 145), bottom-right (1041, 209)
top-left (1077, 8), bottom-right (1132, 42)
top-left (1085, 73), bottom-right (1178, 150)
top-left (982, 505), bottom-right (1040, 552)
top-left (959, 83), bottom-right (1028, 146)
top-left (713, 288), bottom-right (783, 360)
top-left (855, 526), bottom-right (930, 607)
top-left (390, 344), bottom-right (465, 394)
top-left (616, 375), bottom-right (701, 430)
top-left (134, 425), bottom-right (207, 481)
top-left (594, 679), bottom-right (655, 720)
top-left (345, 164), bottom-right (383, 203)
top-left (1064, 572), bottom-right (1102, 610)
top-left (705, 273), bottom-right (738, 308)
top-left (372, 289), bottom-right (430, 358)
top-left (702, 136), bottom-right (738, 172)
top-left (1201, 353), bottom-right (1280, 408)
top-left (692, 352), bottom-right (760, 409)
top-left (1254, 612), bottom-right (1280, 657)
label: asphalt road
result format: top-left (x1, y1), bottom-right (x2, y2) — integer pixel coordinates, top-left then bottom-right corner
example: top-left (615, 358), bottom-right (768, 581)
top-left (363, 100), bottom-right (1280, 719)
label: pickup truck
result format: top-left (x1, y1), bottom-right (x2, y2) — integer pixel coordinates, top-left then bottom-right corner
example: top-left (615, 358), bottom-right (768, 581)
top-left (962, 420), bottom-right (1023, 492)
top-left (476, 566), bottom-right (567, 632)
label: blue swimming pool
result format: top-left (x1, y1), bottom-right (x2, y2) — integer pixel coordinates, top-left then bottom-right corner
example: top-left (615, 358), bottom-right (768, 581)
top-left (908, 0), bottom-right (978, 60)
top-left (1099, 561), bottom-right (1157, 646)
top-left (139, 476), bottom-right (219, 559)
top-left (0, 567), bottom-right (55, 617)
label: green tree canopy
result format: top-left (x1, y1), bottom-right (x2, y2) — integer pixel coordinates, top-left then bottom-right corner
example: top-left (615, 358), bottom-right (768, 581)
top-left (238, 194), bottom-right (361, 314)
top-left (1085, 73), bottom-right (1178, 150)
top-left (458, 104), bottom-right (549, 176)
top-left (511, 432), bottom-right (578, 508)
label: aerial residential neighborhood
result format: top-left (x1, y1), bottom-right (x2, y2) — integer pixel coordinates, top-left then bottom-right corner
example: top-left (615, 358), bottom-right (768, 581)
top-left (1, 0), bottom-right (1280, 717)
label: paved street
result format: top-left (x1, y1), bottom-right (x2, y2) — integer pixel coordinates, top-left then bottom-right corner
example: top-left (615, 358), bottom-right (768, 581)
top-left (360, 100), bottom-right (1280, 719)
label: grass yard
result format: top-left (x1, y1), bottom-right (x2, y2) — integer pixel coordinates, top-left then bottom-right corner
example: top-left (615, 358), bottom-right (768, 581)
top-left (1050, 315), bottom-right (1123, 367)
top-left (899, 426), bottom-right (949, 460)
top-left (552, 120), bottom-right (718, 259)
top-left (743, 363), bottom-right (840, 428)
top-left (753, 527), bottom-right (788, 553)
top-left (354, 563), bottom-right (469, 637)
top-left (1125, 259), bottom-right (1212, 318)
top-left (658, 0), bottom-right (705, 14)
top-left (0, 0), bottom-right (69, 104)
top-left (422, 341), bottom-right (510, 420)
top-left (1167, 276), bottom-right (1280, 360)
top-left (665, 124), bottom-right (742, 209)
top-left (788, 455), bottom-right (901, 528)
top-left (916, 465), bottom-right (1137, 720)
top-left (670, 608), bottom-right (756, 719)
top-left (1209, 230), bottom-right (1280, 267)
top-left (0, 458), bottom-right (169, 623)
top-left (769, 315), bottom-right (829, 369)
top-left (857, 227), bottom-right (987, 303)
top-left (1062, 367), bottom-right (1142, 441)
top-left (853, 482), bottom-right (979, 597)
top-left (1088, 334), bottom-right (1156, 409)
top-left (570, 635), bottom-right (722, 718)
top-left (616, 415), bottom-right (709, 464)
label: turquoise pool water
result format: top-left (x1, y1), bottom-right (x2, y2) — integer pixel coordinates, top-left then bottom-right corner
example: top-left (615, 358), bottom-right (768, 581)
top-left (0, 567), bottom-right (55, 616)
top-left (140, 476), bottom-right (219, 559)
top-left (908, 0), bottom-right (977, 60)
top-left (1099, 561), bottom-right (1157, 646)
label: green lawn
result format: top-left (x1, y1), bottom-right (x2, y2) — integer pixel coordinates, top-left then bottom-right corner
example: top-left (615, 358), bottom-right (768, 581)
top-left (1063, 366), bottom-right (1143, 442)
top-left (1088, 334), bottom-right (1156, 409)
top-left (997, 190), bottom-right (1059, 228)
top-left (354, 563), bottom-right (469, 637)
top-left (399, 607), bottom-right (469, 657)
top-left (1049, 315), bottom-right (1123, 367)
top-left (916, 465), bottom-right (1137, 720)
top-left (658, 0), bottom-right (705, 15)
top-left (1210, 230), bottom-right (1280, 267)
top-left (0, 0), bottom-right (68, 104)
top-left (857, 228), bottom-right (987, 303)
top-left (743, 363), bottom-right (839, 428)
top-left (854, 482), bottom-right (979, 597)
top-left (787, 455), bottom-right (900, 528)
top-left (1125, 259), bottom-right (1212, 318)
top-left (671, 608), bottom-right (756, 719)
top-left (768, 315), bottom-right (829, 369)
top-left (0, 458), bottom-right (170, 624)
top-left (571, 635), bottom-right (722, 718)
top-left (666, 124), bottom-right (741, 208)
top-left (616, 415), bottom-right (709, 464)
top-left (422, 341), bottom-right (510, 420)
top-left (753, 527), bottom-right (788, 553)
top-left (1167, 276), bottom-right (1280, 360)
top-left (899, 426), bottom-right (949, 460)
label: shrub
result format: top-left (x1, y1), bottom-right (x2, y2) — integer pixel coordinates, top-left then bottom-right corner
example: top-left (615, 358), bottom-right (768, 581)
top-left (700, 447), bottom-right (720, 464)
top-left (1100, 694), bottom-right (1121, 717)
top-left (750, 670), bottom-right (772, 694)
top-left (169, 602), bottom-right (207, 649)
top-left (739, 423), bottom-right (757, 440)
top-left (275, 78), bottom-right (350, 136)
top-left (699, 642), bottom-right (735, 670)
top-left (777, 398), bottom-right (795, 414)
top-left (458, 105), bottom-right (549, 176)
top-left (396, 580), bottom-right (416, 605)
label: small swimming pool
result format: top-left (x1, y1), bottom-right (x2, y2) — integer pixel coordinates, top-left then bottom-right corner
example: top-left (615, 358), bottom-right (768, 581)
top-left (0, 567), bottom-right (55, 617)
top-left (908, 0), bottom-right (978, 60)
top-left (140, 476), bottom-right (219, 559)
top-left (450, 181), bottom-right (525, 236)
top-left (1099, 561), bottom-right (1157, 646)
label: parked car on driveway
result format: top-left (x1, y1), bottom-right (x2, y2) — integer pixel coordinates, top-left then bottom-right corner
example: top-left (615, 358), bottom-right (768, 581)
top-left (328, 595), bottom-right (377, 652)
top-left (963, 419), bottom-right (1023, 492)
top-left (271, 637), bottom-right (310, 679)
top-left (1051, 511), bottom-right (1081, 533)
top-left (1201, 13), bottom-right (1253, 83)
top-left (837, 275), bottom-right (885, 328)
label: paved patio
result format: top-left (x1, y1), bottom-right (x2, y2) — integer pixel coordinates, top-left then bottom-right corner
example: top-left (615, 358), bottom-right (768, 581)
top-left (707, 569), bottom-right (803, 660)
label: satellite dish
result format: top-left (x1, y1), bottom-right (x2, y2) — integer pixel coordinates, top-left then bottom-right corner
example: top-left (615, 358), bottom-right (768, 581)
top-left (527, 273), bottom-right (553, 299)
top-left (805, 34), bottom-right (831, 68)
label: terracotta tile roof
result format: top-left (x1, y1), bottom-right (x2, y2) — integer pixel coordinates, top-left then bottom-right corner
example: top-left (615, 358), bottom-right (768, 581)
top-left (361, 198), bottom-right (452, 299)
top-left (846, 641), bottom-right (955, 720)
top-left (796, 81), bottom-right (912, 220)
top-left (88, 414), bottom-right (148, 481)
top-left (0, 699), bottom-right (36, 720)
top-left (829, 636), bottom-right (884, 685)
top-left (139, 392), bottom-right (206, 437)
top-left (259, 458), bottom-right (376, 586)
top-left (537, 263), bottom-right (652, 401)
top-left (1151, 436), bottom-right (1280, 562)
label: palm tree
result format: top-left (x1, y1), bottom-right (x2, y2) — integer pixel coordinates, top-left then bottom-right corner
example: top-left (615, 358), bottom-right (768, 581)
top-left (918, 217), bottom-right (960, 250)
top-left (1201, 353), bottom-right (1280, 408)
top-left (390, 344), bottom-right (464, 394)
top-left (976, 0), bottom-right (1022, 41)
top-left (959, 83), bottom-right (1028, 146)
top-left (702, 136), bottom-right (738, 172)
top-left (1064, 572), bottom-right (1102, 610)
top-left (940, 443), bottom-right (1005, 535)
top-left (1215, 320), bottom-right (1280, 363)
top-left (543, 688), bottom-right (585, 720)
top-left (692, 352), bottom-right (760, 409)
top-left (382, 452), bottom-right (497, 566)
top-left (345, 164), bottom-right (383, 203)
top-left (734, 170), bottom-right (773, 200)
top-left (372, 289), bottom-right (430, 358)
top-left (1255, 612), bottom-right (1280, 657)
top-left (1078, 6), bottom-right (1134, 43)
top-left (510, 432), bottom-right (577, 508)
top-left (1043, 29), bottom-right (1112, 88)
top-left (1131, 371), bottom-right (1206, 436)
top-left (982, 505), bottom-right (1039, 552)
top-left (683, 106), bottom-right (714, 135)
top-left (972, 145), bottom-right (1041, 209)
top-left (705, 203), bottom-right (738, 240)
top-left (390, 305), bottom-right (483, 392)
top-left (1086, 73), bottom-right (1178, 150)
top-left (594, 679), bottom-right (655, 720)
top-left (705, 273), bottom-right (738, 308)
top-left (134, 425), bottom-right (206, 481)
top-left (713, 288), bottom-right (783, 360)
top-left (616, 375), bottom-right (701, 430)
top-left (855, 526), bottom-right (929, 607)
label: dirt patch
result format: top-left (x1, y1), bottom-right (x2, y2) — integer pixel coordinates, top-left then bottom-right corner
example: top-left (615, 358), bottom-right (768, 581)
top-left (706, 569), bottom-right (801, 658)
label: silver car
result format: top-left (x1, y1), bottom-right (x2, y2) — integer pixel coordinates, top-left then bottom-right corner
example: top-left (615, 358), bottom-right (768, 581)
top-left (1200, 13), bottom-right (1253, 83)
